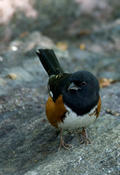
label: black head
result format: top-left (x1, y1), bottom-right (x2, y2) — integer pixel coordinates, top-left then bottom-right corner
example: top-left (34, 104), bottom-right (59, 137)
top-left (62, 71), bottom-right (100, 115)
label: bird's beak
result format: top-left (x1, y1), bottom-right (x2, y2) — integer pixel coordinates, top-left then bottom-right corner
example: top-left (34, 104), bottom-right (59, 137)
top-left (68, 82), bottom-right (78, 91)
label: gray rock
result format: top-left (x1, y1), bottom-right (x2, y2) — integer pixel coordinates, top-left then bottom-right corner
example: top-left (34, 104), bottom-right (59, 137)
top-left (0, 80), bottom-right (119, 175)
top-left (0, 31), bottom-right (120, 175)
top-left (24, 84), bottom-right (120, 175)
top-left (70, 49), bottom-right (120, 80)
top-left (0, 32), bottom-right (54, 96)
top-left (0, 0), bottom-right (120, 174)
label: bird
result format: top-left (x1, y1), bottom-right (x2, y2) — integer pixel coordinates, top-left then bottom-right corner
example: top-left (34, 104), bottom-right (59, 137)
top-left (36, 49), bottom-right (101, 149)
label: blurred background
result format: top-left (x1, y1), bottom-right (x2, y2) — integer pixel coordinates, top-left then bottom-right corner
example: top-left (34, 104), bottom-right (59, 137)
top-left (0, 0), bottom-right (120, 75)
top-left (0, 1), bottom-right (120, 175)
top-left (0, 0), bottom-right (120, 95)
top-left (1, 0), bottom-right (120, 48)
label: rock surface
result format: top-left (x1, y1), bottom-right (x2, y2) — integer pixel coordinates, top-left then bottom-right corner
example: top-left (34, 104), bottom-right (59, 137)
top-left (0, 33), bottom-right (120, 174)
top-left (0, 78), bottom-right (120, 175)
top-left (25, 84), bottom-right (120, 175)
top-left (0, 1), bottom-right (120, 175)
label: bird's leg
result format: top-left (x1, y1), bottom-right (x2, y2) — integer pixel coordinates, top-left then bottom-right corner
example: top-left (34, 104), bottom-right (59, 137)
top-left (58, 128), bottom-right (72, 150)
top-left (79, 127), bottom-right (91, 144)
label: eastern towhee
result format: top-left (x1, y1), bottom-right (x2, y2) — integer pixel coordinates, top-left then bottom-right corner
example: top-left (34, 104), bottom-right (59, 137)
top-left (36, 49), bottom-right (101, 149)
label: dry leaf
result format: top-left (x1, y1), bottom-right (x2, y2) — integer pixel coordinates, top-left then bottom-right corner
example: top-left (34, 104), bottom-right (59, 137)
top-left (79, 30), bottom-right (90, 36)
top-left (7, 73), bottom-right (17, 80)
top-left (80, 43), bottom-right (86, 50)
top-left (56, 42), bottom-right (68, 51)
top-left (99, 78), bottom-right (114, 88)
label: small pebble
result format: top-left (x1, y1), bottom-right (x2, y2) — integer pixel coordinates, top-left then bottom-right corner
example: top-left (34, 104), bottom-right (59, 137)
top-left (11, 46), bottom-right (18, 51)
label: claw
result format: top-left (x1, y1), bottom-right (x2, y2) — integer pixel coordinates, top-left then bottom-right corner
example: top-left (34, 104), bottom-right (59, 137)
top-left (58, 129), bottom-right (72, 150)
top-left (59, 139), bottom-right (72, 150)
top-left (79, 128), bottom-right (91, 144)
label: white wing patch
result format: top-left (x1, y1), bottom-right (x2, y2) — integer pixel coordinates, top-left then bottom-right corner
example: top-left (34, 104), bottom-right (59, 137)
top-left (58, 105), bottom-right (97, 130)
top-left (47, 84), bottom-right (53, 98)
top-left (49, 91), bottom-right (53, 98)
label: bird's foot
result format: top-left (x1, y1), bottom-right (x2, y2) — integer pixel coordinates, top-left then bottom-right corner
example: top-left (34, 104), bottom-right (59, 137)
top-left (58, 139), bottom-right (72, 150)
top-left (79, 128), bottom-right (91, 145)
top-left (58, 128), bottom-right (72, 150)
top-left (79, 135), bottom-right (91, 144)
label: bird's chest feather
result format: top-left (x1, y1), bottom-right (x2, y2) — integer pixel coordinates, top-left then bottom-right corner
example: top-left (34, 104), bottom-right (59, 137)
top-left (58, 105), bottom-right (97, 130)
top-left (46, 95), bottom-right (101, 130)
top-left (46, 95), bottom-right (67, 128)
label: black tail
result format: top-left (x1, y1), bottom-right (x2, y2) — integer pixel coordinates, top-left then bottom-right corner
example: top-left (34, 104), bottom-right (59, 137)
top-left (36, 49), bottom-right (64, 76)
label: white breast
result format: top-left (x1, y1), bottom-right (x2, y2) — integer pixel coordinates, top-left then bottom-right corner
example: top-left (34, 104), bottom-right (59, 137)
top-left (58, 105), bottom-right (97, 130)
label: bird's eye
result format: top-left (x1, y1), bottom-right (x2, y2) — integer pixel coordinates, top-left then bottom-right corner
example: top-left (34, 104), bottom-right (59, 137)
top-left (81, 81), bottom-right (87, 86)
top-left (76, 81), bottom-right (87, 87)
